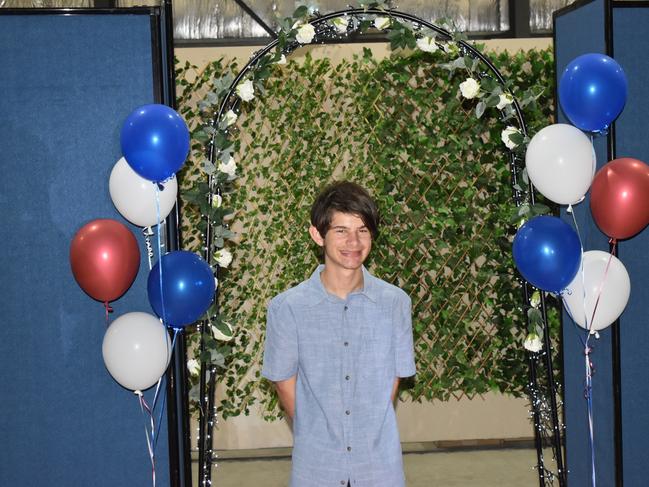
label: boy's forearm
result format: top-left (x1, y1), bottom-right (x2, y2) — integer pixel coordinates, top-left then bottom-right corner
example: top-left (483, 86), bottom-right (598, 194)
top-left (275, 375), bottom-right (297, 419)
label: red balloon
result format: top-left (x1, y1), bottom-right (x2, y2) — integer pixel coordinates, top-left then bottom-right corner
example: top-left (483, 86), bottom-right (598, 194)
top-left (70, 219), bottom-right (140, 303)
top-left (590, 158), bottom-right (649, 240)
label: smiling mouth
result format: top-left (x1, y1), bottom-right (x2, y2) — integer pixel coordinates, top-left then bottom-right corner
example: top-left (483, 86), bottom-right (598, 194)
top-left (341, 250), bottom-right (362, 256)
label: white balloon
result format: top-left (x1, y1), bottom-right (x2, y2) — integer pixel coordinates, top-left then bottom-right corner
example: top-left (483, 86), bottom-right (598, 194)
top-left (109, 157), bottom-right (178, 227)
top-left (563, 250), bottom-right (630, 331)
top-left (525, 124), bottom-right (595, 205)
top-left (102, 312), bottom-right (171, 391)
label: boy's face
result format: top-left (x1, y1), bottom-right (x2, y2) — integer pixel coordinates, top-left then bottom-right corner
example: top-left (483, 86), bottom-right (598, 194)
top-left (309, 211), bottom-right (372, 272)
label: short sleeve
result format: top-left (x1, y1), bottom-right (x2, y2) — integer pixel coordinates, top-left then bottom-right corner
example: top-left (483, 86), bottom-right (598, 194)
top-left (261, 297), bottom-right (298, 382)
top-left (394, 293), bottom-right (416, 378)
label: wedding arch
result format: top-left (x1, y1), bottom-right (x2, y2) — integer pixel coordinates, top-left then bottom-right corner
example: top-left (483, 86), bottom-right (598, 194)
top-left (180, 6), bottom-right (565, 487)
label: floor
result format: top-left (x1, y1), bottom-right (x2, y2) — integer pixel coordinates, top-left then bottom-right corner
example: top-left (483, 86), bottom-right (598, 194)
top-left (199, 448), bottom-right (542, 486)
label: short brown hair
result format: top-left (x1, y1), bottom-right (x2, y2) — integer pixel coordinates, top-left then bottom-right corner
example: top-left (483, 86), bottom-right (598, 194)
top-left (310, 181), bottom-right (379, 238)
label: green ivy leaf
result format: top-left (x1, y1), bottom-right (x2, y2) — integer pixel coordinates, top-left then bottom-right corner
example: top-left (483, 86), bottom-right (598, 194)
top-left (292, 5), bottom-right (308, 19)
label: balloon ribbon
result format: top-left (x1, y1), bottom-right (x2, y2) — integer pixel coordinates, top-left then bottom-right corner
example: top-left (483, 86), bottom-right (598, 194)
top-left (134, 329), bottom-right (178, 487)
top-left (566, 205), bottom-right (598, 486)
top-left (584, 346), bottom-right (596, 487)
top-left (136, 390), bottom-right (156, 487)
top-left (143, 227), bottom-right (155, 271)
top-left (104, 301), bottom-right (113, 327)
top-left (587, 240), bottom-right (616, 333)
top-left (154, 185), bottom-right (168, 327)
top-left (152, 329), bottom-right (180, 449)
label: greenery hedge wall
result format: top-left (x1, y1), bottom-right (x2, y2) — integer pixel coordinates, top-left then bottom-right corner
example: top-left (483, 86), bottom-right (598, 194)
top-left (176, 44), bottom-right (555, 420)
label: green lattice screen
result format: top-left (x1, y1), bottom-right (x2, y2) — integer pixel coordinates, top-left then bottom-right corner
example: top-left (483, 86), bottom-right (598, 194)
top-left (177, 47), bottom-right (554, 419)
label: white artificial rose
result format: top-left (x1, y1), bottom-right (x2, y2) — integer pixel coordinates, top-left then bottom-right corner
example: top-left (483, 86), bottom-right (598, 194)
top-left (374, 17), bottom-right (390, 30)
top-left (217, 155), bottom-right (237, 178)
top-left (187, 358), bottom-right (200, 376)
top-left (214, 249), bottom-right (233, 268)
top-left (296, 23), bottom-right (315, 44)
top-left (523, 333), bottom-right (543, 353)
top-left (223, 109), bottom-right (238, 127)
top-left (211, 194), bottom-right (223, 208)
top-left (501, 126), bottom-right (521, 150)
top-left (459, 77), bottom-right (480, 99)
top-left (212, 322), bottom-right (234, 342)
top-left (497, 93), bottom-right (514, 110)
top-left (236, 79), bottom-right (255, 102)
top-left (416, 36), bottom-right (438, 53)
top-left (276, 54), bottom-right (287, 65)
top-left (331, 17), bottom-right (348, 34)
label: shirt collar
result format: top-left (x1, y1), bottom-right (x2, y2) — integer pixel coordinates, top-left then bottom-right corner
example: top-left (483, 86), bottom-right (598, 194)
top-left (306, 264), bottom-right (378, 304)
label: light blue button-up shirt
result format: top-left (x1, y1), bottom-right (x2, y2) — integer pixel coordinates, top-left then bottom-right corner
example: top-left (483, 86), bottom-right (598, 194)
top-left (262, 265), bottom-right (416, 487)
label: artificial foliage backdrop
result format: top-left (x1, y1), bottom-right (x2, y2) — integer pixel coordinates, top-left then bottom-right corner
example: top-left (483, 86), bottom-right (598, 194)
top-left (176, 45), bottom-right (555, 419)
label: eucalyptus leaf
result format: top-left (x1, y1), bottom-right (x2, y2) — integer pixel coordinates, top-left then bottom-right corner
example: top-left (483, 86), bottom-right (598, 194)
top-left (528, 307), bottom-right (543, 325)
top-left (202, 160), bottom-right (216, 175)
top-left (475, 101), bottom-right (486, 119)
top-left (485, 94), bottom-right (500, 108)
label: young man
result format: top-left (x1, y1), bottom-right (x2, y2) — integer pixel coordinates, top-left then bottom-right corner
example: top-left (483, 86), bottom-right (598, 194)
top-left (262, 181), bottom-right (416, 487)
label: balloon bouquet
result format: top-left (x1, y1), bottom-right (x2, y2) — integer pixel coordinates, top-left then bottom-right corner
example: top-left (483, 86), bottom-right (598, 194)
top-left (69, 104), bottom-right (216, 485)
top-left (512, 53), bottom-right (649, 334)
top-left (512, 53), bottom-right (649, 486)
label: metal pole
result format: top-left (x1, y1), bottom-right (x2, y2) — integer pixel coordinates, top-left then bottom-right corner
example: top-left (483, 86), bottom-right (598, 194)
top-left (604, 2), bottom-right (623, 484)
top-left (160, 1), bottom-right (193, 486)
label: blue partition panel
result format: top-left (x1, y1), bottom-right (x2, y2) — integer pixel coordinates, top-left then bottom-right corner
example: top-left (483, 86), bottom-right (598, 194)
top-left (0, 12), bottom-right (170, 487)
top-left (612, 7), bottom-right (649, 486)
top-left (555, 1), bottom-right (616, 486)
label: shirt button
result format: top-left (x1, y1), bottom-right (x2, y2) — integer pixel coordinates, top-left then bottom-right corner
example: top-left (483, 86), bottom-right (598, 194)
top-left (345, 410), bottom-right (351, 415)
top-left (347, 446), bottom-right (352, 451)
top-left (344, 341), bottom-right (349, 347)
top-left (344, 305), bottom-right (348, 310)
top-left (345, 375), bottom-right (350, 380)
top-left (340, 482), bottom-right (346, 485)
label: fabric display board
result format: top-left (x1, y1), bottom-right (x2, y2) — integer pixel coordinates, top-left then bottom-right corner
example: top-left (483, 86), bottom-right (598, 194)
top-left (0, 10), bottom-right (172, 487)
top-left (555, 1), bottom-right (649, 485)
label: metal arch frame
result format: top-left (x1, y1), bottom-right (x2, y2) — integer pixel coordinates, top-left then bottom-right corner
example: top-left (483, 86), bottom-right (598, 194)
top-left (197, 7), bottom-right (566, 487)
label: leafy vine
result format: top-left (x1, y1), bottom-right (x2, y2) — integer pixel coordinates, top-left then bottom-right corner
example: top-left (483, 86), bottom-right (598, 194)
top-left (175, 3), bottom-right (555, 418)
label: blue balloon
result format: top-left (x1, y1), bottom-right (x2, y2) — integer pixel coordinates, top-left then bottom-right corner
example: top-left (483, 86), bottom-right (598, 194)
top-left (559, 53), bottom-right (627, 133)
top-left (121, 104), bottom-right (190, 182)
top-left (148, 251), bottom-right (215, 327)
top-left (513, 216), bottom-right (581, 293)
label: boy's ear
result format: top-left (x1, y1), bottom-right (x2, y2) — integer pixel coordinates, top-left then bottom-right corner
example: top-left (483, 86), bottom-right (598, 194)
top-left (309, 225), bottom-right (325, 246)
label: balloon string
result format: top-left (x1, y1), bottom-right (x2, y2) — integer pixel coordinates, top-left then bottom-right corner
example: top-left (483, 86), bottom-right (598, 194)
top-left (143, 227), bottom-right (155, 271)
top-left (584, 347), bottom-right (597, 487)
top-left (104, 301), bottom-right (113, 327)
top-left (565, 206), bottom-right (596, 486)
top-left (587, 248), bottom-right (615, 335)
top-left (154, 185), bottom-right (168, 327)
top-left (567, 206), bottom-right (589, 329)
top-left (136, 390), bottom-right (156, 487)
top-left (152, 328), bottom-right (180, 449)
top-left (589, 133), bottom-right (597, 180)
